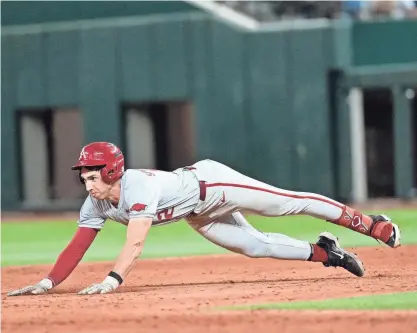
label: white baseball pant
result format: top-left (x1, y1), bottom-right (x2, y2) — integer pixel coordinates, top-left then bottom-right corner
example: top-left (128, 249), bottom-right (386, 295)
top-left (186, 159), bottom-right (346, 260)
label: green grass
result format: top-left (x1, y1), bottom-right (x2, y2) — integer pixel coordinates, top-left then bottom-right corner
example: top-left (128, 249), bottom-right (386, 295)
top-left (222, 291), bottom-right (417, 311)
top-left (1, 209), bottom-right (416, 266)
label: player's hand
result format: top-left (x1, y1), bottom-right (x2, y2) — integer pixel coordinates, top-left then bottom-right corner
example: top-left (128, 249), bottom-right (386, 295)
top-left (78, 276), bottom-right (120, 295)
top-left (7, 278), bottom-right (53, 296)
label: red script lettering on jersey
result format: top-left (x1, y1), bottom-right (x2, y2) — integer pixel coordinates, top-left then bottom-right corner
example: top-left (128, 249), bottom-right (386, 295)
top-left (139, 169), bottom-right (156, 176)
top-left (130, 203), bottom-right (147, 212)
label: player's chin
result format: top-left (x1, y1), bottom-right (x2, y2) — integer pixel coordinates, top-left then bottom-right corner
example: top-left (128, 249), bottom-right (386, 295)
top-left (91, 192), bottom-right (103, 200)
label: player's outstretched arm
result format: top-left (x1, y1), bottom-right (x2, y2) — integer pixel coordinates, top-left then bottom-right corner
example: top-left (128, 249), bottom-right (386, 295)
top-left (7, 227), bottom-right (98, 296)
top-left (78, 217), bottom-right (152, 295)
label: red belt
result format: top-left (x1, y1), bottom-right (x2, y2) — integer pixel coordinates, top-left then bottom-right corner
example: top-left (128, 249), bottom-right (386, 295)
top-left (184, 166), bottom-right (206, 201)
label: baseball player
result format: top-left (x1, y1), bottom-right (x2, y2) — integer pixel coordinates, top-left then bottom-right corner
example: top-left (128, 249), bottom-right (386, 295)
top-left (8, 142), bottom-right (401, 296)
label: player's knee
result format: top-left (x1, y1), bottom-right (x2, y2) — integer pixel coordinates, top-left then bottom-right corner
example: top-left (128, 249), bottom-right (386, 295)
top-left (242, 245), bottom-right (268, 258)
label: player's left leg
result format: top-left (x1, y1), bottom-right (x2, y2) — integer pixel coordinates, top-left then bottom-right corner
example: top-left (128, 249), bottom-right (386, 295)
top-left (192, 160), bottom-right (400, 249)
top-left (187, 212), bottom-right (365, 277)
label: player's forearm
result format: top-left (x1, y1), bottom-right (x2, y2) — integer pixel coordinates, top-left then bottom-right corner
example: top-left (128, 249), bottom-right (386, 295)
top-left (112, 242), bottom-right (145, 279)
top-left (112, 218), bottom-right (152, 279)
top-left (47, 227), bottom-right (98, 286)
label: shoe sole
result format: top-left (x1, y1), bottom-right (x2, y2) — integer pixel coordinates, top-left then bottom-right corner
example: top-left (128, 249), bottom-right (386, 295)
top-left (319, 231), bottom-right (365, 277)
top-left (379, 215), bottom-right (401, 248)
top-left (390, 223), bottom-right (401, 248)
top-left (319, 231), bottom-right (341, 247)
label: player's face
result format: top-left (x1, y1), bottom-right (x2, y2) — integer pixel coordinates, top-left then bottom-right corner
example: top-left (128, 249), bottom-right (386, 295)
top-left (80, 168), bottom-right (112, 200)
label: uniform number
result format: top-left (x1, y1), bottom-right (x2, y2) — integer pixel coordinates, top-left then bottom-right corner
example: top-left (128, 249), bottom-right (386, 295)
top-left (157, 208), bottom-right (174, 221)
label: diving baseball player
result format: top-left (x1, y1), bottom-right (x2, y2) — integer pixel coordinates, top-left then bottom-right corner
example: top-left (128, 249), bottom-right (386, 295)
top-left (8, 142), bottom-right (401, 296)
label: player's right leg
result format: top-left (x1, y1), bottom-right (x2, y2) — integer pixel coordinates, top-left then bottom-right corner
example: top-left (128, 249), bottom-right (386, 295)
top-left (186, 212), bottom-right (365, 277)
top-left (190, 160), bottom-right (400, 249)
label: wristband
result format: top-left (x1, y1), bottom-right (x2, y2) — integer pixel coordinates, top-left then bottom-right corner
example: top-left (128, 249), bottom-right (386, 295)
top-left (108, 271), bottom-right (123, 285)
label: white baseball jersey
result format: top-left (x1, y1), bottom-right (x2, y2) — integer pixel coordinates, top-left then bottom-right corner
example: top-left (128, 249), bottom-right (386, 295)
top-left (78, 168), bottom-right (200, 229)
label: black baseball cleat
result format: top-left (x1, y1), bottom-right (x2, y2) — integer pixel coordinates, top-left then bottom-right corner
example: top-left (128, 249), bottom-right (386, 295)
top-left (316, 232), bottom-right (365, 277)
top-left (369, 214), bottom-right (401, 248)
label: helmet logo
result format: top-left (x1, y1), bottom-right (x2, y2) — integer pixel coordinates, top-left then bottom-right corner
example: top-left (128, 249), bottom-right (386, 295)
top-left (79, 147), bottom-right (88, 160)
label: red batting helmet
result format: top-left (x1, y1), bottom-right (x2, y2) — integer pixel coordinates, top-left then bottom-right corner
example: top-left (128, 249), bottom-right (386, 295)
top-left (71, 142), bottom-right (125, 183)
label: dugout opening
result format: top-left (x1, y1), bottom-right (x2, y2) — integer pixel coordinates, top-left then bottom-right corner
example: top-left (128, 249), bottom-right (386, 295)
top-left (363, 88), bottom-right (395, 198)
top-left (122, 101), bottom-right (196, 171)
top-left (361, 87), bottom-right (416, 199)
top-left (412, 89), bottom-right (417, 191)
top-left (17, 108), bottom-right (84, 208)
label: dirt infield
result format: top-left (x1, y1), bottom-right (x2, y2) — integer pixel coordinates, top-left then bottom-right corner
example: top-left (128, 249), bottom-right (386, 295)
top-left (2, 245), bottom-right (417, 333)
